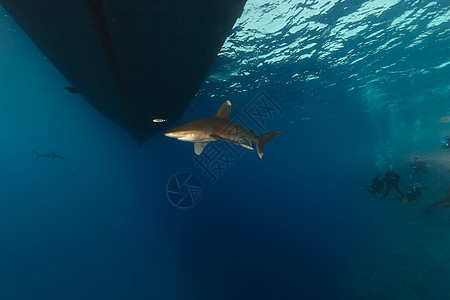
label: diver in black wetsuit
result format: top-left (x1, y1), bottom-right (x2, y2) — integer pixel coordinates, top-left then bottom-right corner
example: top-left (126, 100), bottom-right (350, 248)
top-left (401, 183), bottom-right (427, 205)
top-left (364, 173), bottom-right (385, 195)
top-left (409, 156), bottom-right (428, 183)
top-left (424, 189), bottom-right (450, 214)
top-left (441, 136), bottom-right (450, 149)
top-left (380, 169), bottom-right (404, 201)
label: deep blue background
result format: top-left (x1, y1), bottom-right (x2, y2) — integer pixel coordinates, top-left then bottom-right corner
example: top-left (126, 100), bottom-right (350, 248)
top-left (1, 1), bottom-right (450, 299)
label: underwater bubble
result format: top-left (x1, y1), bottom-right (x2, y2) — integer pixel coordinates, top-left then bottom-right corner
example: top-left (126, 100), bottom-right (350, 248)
top-left (439, 116), bottom-right (450, 123)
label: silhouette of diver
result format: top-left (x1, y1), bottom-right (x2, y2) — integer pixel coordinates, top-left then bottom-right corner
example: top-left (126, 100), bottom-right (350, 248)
top-left (364, 173), bottom-right (385, 195)
top-left (441, 136), bottom-right (450, 149)
top-left (424, 189), bottom-right (450, 214)
top-left (380, 168), bottom-right (404, 201)
top-left (409, 156), bottom-right (427, 183)
top-left (400, 183), bottom-right (427, 206)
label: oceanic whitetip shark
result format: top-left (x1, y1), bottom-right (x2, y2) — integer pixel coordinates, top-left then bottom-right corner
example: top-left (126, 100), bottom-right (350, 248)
top-left (165, 101), bottom-right (281, 159)
top-left (32, 150), bottom-right (66, 160)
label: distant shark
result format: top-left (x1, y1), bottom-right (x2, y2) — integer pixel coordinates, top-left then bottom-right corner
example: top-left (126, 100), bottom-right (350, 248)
top-left (165, 101), bottom-right (281, 159)
top-left (32, 150), bottom-right (66, 160)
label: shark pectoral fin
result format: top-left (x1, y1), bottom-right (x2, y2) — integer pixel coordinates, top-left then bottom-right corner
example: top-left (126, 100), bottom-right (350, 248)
top-left (32, 150), bottom-right (40, 158)
top-left (215, 100), bottom-right (231, 120)
top-left (194, 142), bottom-right (210, 155)
top-left (237, 143), bottom-right (253, 150)
top-left (210, 134), bottom-right (254, 150)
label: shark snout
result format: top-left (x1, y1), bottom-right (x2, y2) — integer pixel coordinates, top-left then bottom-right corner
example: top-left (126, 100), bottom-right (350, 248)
top-left (165, 130), bottom-right (198, 141)
top-left (164, 131), bottom-right (181, 138)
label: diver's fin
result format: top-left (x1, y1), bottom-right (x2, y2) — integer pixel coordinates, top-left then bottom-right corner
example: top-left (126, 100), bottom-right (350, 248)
top-left (256, 132), bottom-right (281, 159)
top-left (402, 196), bottom-right (409, 206)
top-left (32, 150), bottom-right (40, 158)
top-left (210, 134), bottom-right (253, 150)
top-left (215, 100), bottom-right (231, 120)
top-left (194, 142), bottom-right (210, 155)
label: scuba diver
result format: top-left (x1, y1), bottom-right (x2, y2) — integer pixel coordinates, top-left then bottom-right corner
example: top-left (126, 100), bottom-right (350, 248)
top-left (380, 168), bottom-right (404, 201)
top-left (424, 189), bottom-right (450, 214)
top-left (401, 183), bottom-right (427, 206)
top-left (409, 156), bottom-right (428, 183)
top-left (441, 136), bottom-right (450, 149)
top-left (364, 173), bottom-right (385, 195)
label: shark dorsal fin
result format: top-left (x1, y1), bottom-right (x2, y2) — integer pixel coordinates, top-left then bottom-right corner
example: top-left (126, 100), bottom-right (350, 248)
top-left (215, 100), bottom-right (231, 120)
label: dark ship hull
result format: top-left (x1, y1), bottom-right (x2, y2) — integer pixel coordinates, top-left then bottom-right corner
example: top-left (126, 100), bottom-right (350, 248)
top-left (0, 0), bottom-right (247, 144)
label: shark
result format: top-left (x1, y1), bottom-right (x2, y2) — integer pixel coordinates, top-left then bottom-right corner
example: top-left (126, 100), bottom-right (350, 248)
top-left (165, 101), bottom-right (281, 159)
top-left (32, 150), bottom-right (66, 160)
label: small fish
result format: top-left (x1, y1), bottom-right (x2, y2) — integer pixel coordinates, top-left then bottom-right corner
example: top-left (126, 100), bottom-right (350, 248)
top-left (153, 118), bottom-right (168, 123)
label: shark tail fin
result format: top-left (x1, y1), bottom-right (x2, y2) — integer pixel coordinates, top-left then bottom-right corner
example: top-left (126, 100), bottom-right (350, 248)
top-left (32, 150), bottom-right (40, 158)
top-left (256, 132), bottom-right (281, 159)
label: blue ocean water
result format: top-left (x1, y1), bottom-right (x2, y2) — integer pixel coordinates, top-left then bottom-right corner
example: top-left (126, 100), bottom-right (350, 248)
top-left (0, 1), bottom-right (449, 299)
